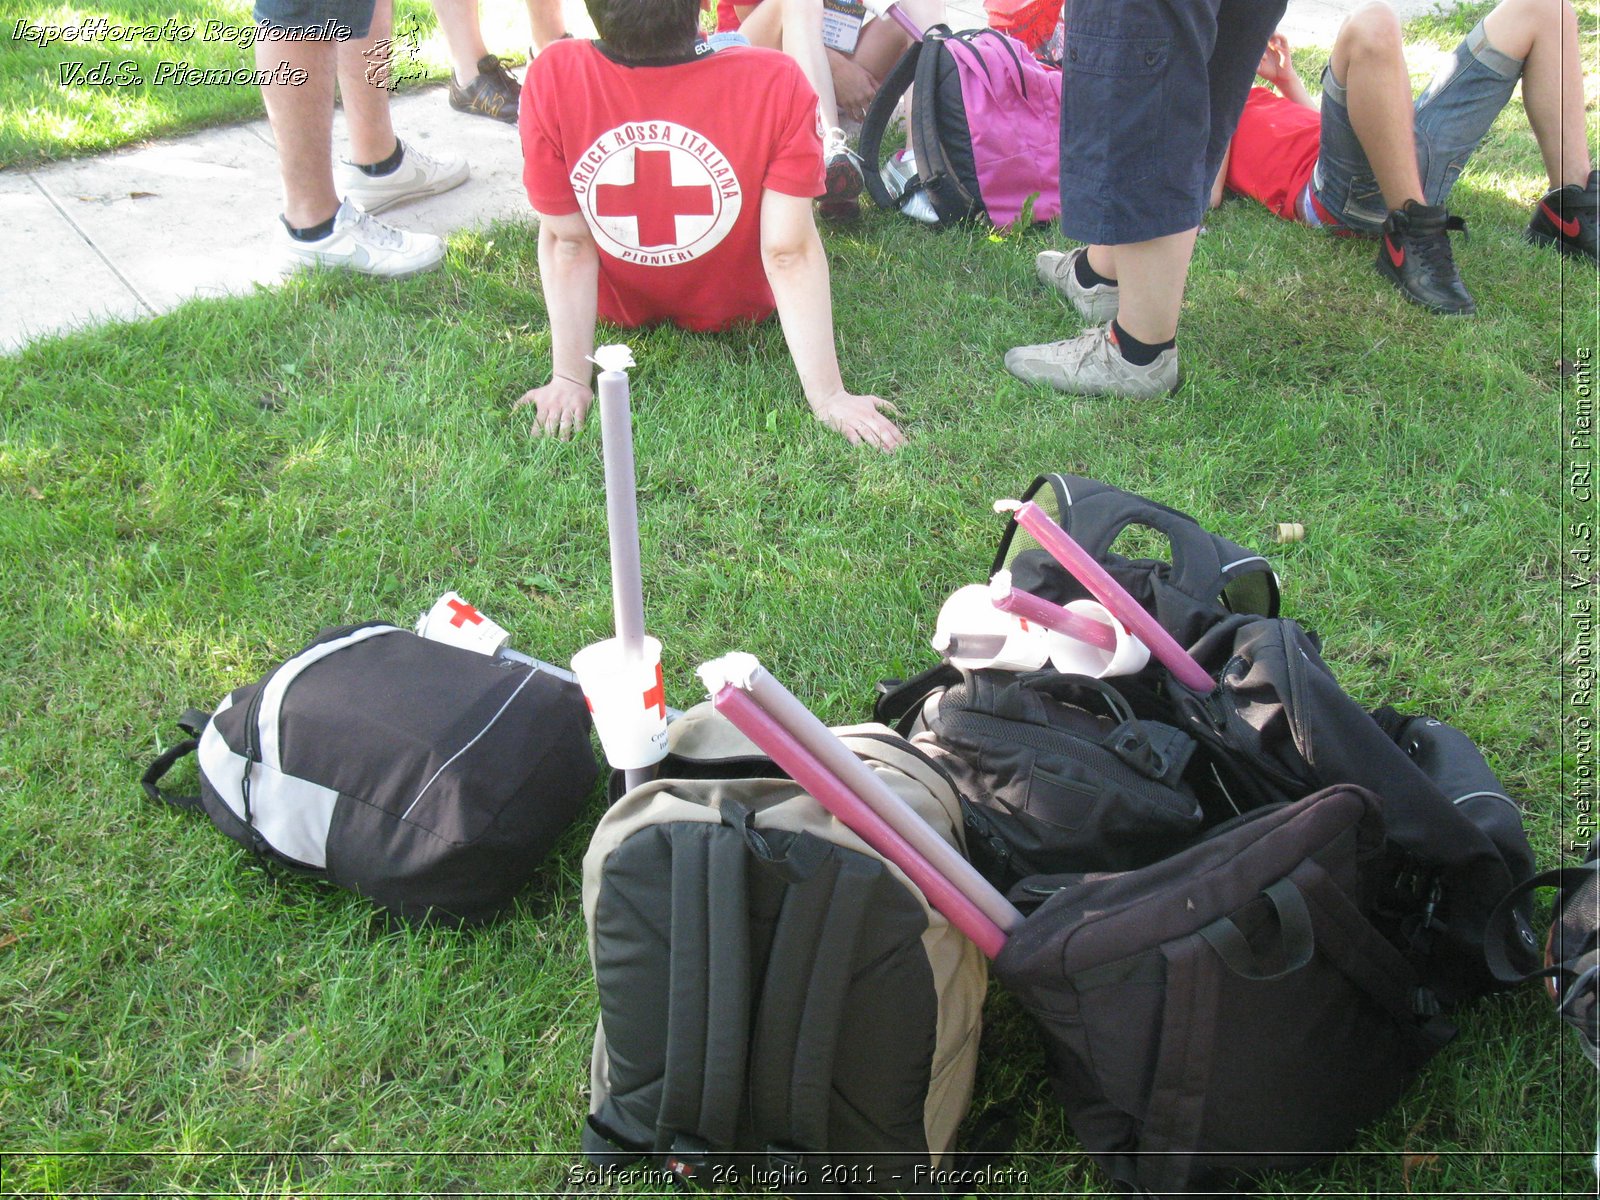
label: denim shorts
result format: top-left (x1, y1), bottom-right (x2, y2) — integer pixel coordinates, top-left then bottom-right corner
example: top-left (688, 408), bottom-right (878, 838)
top-left (253, 0), bottom-right (375, 39)
top-left (1059, 0), bottom-right (1287, 245)
top-left (1311, 21), bottom-right (1523, 233)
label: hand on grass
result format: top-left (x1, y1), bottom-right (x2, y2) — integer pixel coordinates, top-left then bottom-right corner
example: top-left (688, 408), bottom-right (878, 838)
top-left (808, 390), bottom-right (905, 452)
top-left (515, 377), bottom-right (594, 441)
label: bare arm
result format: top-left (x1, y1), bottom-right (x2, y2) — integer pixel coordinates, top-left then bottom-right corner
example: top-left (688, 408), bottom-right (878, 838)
top-left (516, 210), bottom-right (599, 440)
top-left (1258, 33), bottom-right (1315, 109)
top-left (760, 188), bottom-right (905, 451)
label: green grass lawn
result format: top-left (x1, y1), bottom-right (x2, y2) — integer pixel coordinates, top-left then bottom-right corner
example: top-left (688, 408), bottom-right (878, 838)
top-left (1, 2), bottom-right (1598, 1196)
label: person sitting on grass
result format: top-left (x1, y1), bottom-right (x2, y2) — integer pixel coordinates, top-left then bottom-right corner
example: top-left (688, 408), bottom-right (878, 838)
top-left (514, 0), bottom-right (905, 451)
top-left (715, 0), bottom-right (944, 222)
top-left (1205, 0), bottom-right (1597, 315)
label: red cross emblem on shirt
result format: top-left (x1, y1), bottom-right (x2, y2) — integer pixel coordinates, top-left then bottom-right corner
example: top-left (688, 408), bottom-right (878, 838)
top-left (447, 599), bottom-right (483, 628)
top-left (595, 148), bottom-right (715, 249)
top-left (642, 661), bottom-right (666, 718)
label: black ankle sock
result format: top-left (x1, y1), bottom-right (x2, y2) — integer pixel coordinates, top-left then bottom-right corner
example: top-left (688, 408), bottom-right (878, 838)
top-left (1111, 320), bottom-right (1174, 367)
top-left (282, 211), bottom-right (338, 242)
top-left (356, 139), bottom-right (404, 177)
top-left (1074, 252), bottom-right (1116, 288)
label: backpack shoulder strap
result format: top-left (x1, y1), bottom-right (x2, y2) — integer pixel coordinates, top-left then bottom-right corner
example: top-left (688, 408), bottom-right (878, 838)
top-left (747, 838), bottom-right (879, 1157)
top-left (872, 663), bottom-right (962, 732)
top-left (906, 27), bottom-right (979, 225)
top-left (993, 473), bottom-right (1280, 619)
top-left (859, 40), bottom-right (924, 210)
top-left (651, 820), bottom-right (753, 1170)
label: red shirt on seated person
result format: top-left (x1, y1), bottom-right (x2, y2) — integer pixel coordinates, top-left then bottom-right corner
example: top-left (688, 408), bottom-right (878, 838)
top-left (515, 0), bottom-right (903, 450)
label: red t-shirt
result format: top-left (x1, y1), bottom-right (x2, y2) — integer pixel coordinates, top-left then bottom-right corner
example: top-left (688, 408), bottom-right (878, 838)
top-left (1224, 87), bottom-right (1322, 222)
top-left (520, 39), bottom-right (824, 332)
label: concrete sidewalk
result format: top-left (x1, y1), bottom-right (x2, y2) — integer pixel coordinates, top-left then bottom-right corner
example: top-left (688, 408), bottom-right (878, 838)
top-left (0, 0), bottom-right (1451, 353)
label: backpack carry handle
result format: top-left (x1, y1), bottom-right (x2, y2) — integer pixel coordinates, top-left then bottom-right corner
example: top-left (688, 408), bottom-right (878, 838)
top-left (1484, 862), bottom-right (1596, 984)
top-left (139, 709), bottom-right (212, 812)
top-left (1198, 878), bottom-right (1314, 981)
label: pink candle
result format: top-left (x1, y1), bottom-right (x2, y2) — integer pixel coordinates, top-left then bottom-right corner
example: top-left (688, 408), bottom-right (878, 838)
top-left (997, 500), bottom-right (1216, 694)
top-left (864, 0), bottom-right (926, 41)
top-left (743, 665), bottom-right (1023, 936)
top-left (711, 684), bottom-right (1011, 960)
top-left (990, 585), bottom-right (1119, 653)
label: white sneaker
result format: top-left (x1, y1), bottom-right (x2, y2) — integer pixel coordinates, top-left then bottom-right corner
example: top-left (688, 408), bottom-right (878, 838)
top-left (281, 199), bottom-right (445, 278)
top-left (1037, 247), bottom-right (1120, 324)
top-left (1004, 324), bottom-right (1179, 398)
top-left (338, 139), bottom-right (470, 214)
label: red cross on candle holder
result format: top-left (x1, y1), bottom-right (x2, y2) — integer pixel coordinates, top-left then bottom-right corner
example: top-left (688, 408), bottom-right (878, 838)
top-left (447, 599), bottom-right (483, 628)
top-left (596, 148), bottom-right (715, 248)
top-left (642, 662), bottom-right (666, 718)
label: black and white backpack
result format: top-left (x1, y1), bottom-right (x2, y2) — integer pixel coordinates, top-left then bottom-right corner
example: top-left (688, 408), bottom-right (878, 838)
top-left (142, 622), bottom-right (598, 924)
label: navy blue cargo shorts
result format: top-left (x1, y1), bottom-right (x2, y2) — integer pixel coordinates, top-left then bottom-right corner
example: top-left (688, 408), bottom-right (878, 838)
top-left (1060, 0), bottom-right (1286, 246)
top-left (253, 0), bottom-right (376, 40)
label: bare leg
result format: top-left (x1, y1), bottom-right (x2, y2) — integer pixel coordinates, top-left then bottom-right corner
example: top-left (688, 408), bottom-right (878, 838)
top-left (1330, 2), bottom-right (1426, 210)
top-left (337, 0), bottom-right (399, 166)
top-left (431, 0), bottom-right (491, 82)
top-left (1484, 0), bottom-right (1591, 187)
top-left (527, 0), bottom-right (567, 51)
top-left (738, 0), bottom-right (842, 132)
top-left (1085, 244), bottom-right (1117, 282)
top-left (258, 37), bottom-right (339, 228)
top-left (1106, 229), bottom-right (1199, 344)
top-left (850, 0), bottom-right (941, 78)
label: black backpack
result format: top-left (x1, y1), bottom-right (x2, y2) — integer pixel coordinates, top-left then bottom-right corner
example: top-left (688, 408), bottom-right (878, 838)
top-left (995, 786), bottom-right (1457, 1197)
top-left (141, 623), bottom-right (598, 925)
top-left (1168, 613), bottom-right (1538, 1002)
top-left (991, 473), bottom-right (1281, 654)
top-left (874, 665), bottom-right (1205, 889)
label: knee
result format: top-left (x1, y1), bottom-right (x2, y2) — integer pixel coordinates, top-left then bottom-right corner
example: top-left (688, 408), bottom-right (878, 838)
top-left (1341, 2), bottom-right (1404, 60)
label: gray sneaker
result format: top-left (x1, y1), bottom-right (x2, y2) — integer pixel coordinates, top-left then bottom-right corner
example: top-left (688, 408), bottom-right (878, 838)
top-left (1037, 247), bottom-right (1119, 324)
top-left (339, 139), bottom-right (470, 214)
top-left (281, 198), bottom-right (445, 279)
top-left (1004, 324), bottom-right (1179, 398)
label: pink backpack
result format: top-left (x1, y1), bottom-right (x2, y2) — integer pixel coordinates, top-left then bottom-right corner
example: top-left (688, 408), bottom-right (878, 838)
top-left (860, 25), bottom-right (1062, 229)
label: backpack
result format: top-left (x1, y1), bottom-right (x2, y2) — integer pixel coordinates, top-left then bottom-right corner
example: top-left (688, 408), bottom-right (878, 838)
top-left (580, 704), bottom-right (986, 1192)
top-left (873, 665), bottom-right (1206, 889)
top-left (1169, 613), bottom-right (1538, 1003)
top-left (858, 26), bottom-right (1061, 229)
top-left (983, 473), bottom-right (1534, 1001)
top-left (994, 786), bottom-right (1457, 1197)
top-left (141, 622), bottom-right (598, 925)
top-left (991, 472), bottom-right (1281, 654)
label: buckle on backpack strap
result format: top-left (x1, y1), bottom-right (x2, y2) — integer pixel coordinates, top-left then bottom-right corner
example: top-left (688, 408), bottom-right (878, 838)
top-left (664, 1135), bottom-right (710, 1186)
top-left (764, 1145), bottom-right (811, 1189)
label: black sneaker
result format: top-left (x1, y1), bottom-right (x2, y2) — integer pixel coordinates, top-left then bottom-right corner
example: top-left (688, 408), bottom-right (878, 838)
top-left (1375, 201), bottom-right (1475, 316)
top-left (1527, 169), bottom-right (1600, 263)
top-left (448, 54), bottom-right (520, 125)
